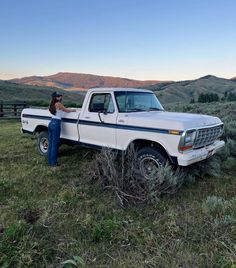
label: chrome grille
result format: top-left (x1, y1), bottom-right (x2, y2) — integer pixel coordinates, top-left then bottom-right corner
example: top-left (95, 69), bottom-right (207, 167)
top-left (193, 125), bottom-right (223, 149)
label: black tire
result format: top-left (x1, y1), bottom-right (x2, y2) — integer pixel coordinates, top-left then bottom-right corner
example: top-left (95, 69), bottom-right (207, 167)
top-left (137, 147), bottom-right (167, 180)
top-left (37, 131), bottom-right (48, 157)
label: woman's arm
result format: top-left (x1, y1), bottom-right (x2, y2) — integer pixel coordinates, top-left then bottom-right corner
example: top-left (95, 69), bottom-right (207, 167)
top-left (55, 102), bottom-right (77, 113)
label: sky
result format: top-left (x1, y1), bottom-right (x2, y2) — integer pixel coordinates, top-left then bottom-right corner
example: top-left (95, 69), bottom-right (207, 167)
top-left (0, 0), bottom-right (235, 81)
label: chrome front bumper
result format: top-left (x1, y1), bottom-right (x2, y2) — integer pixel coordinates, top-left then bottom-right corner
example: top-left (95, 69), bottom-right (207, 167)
top-left (177, 140), bottom-right (225, 166)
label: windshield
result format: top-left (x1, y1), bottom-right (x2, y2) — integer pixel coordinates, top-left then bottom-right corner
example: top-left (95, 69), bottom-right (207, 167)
top-left (114, 91), bottom-right (164, 112)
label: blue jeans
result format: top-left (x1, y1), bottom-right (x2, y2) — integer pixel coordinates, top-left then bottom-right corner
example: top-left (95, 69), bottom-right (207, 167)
top-left (48, 119), bottom-right (61, 166)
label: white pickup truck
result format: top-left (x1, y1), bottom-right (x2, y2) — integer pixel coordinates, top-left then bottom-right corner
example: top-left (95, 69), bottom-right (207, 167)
top-left (21, 88), bottom-right (225, 178)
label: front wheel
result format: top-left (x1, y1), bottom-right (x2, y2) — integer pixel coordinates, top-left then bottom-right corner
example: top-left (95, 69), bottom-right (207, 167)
top-left (137, 147), bottom-right (167, 180)
top-left (37, 131), bottom-right (48, 157)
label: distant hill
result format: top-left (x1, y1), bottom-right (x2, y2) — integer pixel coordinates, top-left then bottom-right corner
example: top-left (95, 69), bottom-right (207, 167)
top-left (145, 75), bottom-right (236, 104)
top-left (4, 74), bottom-right (236, 106)
top-left (10, 72), bottom-right (165, 90)
top-left (231, 77), bottom-right (236, 81)
top-left (0, 80), bottom-right (84, 106)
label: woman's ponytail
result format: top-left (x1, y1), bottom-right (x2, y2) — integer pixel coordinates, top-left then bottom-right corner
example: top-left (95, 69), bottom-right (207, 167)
top-left (49, 98), bottom-right (58, 115)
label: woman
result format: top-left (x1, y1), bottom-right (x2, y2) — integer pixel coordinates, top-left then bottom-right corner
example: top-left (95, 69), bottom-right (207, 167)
top-left (48, 91), bottom-right (76, 166)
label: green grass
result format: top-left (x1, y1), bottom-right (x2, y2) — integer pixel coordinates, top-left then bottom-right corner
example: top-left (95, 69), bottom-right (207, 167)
top-left (0, 106), bottom-right (236, 267)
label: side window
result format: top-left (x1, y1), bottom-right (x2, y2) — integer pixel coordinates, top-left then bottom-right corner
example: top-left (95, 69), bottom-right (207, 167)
top-left (115, 92), bottom-right (126, 112)
top-left (104, 95), bottom-right (115, 113)
top-left (89, 93), bottom-right (115, 113)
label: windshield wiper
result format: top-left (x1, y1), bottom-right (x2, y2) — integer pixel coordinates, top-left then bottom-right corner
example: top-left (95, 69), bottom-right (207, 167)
top-left (126, 108), bottom-right (163, 112)
top-left (126, 108), bottom-right (145, 112)
top-left (147, 107), bottom-right (163, 111)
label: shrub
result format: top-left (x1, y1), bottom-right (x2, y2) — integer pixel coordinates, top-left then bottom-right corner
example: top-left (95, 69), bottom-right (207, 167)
top-left (219, 139), bottom-right (236, 159)
top-left (224, 120), bottom-right (236, 141)
top-left (83, 145), bottom-right (228, 206)
top-left (202, 196), bottom-right (236, 227)
top-left (183, 154), bottom-right (222, 181)
top-left (202, 196), bottom-right (227, 216)
top-left (83, 147), bottom-right (185, 206)
top-left (227, 92), bottom-right (236, 101)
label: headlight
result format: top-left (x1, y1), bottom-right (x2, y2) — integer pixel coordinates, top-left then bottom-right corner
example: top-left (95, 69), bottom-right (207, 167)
top-left (178, 129), bottom-right (196, 153)
top-left (185, 130), bottom-right (196, 144)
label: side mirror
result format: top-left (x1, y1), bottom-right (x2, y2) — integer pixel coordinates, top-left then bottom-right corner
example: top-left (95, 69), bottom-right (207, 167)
top-left (98, 111), bottom-right (104, 123)
top-left (98, 109), bottom-right (107, 123)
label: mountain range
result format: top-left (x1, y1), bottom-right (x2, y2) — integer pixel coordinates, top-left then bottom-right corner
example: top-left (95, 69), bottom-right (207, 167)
top-left (2, 72), bottom-right (236, 105)
top-left (10, 72), bottom-right (164, 91)
top-left (147, 75), bottom-right (236, 104)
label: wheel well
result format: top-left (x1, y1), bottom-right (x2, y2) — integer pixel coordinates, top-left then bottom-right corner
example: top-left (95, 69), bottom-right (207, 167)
top-left (129, 139), bottom-right (170, 162)
top-left (34, 125), bottom-right (48, 135)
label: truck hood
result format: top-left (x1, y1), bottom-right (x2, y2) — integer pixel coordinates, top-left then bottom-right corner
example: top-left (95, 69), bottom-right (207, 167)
top-left (126, 111), bottom-right (222, 131)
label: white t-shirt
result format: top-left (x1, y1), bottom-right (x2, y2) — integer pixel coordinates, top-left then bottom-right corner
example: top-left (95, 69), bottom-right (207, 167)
top-left (52, 109), bottom-right (64, 119)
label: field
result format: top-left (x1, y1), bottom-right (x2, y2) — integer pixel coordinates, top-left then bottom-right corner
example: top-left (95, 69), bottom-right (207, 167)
top-left (0, 102), bottom-right (236, 268)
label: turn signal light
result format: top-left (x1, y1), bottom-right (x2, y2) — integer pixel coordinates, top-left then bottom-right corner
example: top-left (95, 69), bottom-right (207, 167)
top-left (169, 130), bottom-right (180, 135)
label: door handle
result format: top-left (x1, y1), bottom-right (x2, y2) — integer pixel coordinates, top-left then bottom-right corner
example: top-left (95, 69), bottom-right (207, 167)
top-left (85, 116), bottom-right (90, 119)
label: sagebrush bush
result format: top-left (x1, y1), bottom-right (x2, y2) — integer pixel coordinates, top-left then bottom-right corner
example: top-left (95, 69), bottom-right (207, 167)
top-left (202, 196), bottom-right (236, 227)
top-left (183, 154), bottom-right (222, 181)
top-left (83, 142), bottom-right (230, 206)
top-left (83, 148), bottom-right (185, 206)
top-left (224, 120), bottom-right (236, 141)
top-left (229, 197), bottom-right (236, 219)
top-left (223, 139), bottom-right (236, 157)
top-left (202, 196), bottom-right (227, 216)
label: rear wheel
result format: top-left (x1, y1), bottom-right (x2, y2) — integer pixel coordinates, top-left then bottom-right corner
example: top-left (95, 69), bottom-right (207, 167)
top-left (37, 131), bottom-right (48, 157)
top-left (137, 147), bottom-right (167, 180)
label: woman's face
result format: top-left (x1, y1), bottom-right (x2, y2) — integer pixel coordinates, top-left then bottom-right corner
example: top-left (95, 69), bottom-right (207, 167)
top-left (57, 96), bottom-right (62, 101)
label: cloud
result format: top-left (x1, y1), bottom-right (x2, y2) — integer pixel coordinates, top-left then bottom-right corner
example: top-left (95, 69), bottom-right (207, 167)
top-left (2, 73), bottom-right (14, 76)
top-left (0, 73), bottom-right (17, 79)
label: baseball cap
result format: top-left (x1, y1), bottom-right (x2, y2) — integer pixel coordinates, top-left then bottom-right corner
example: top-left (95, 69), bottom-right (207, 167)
top-left (51, 91), bottom-right (63, 98)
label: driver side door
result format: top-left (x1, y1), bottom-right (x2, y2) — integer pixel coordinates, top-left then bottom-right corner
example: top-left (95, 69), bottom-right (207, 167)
top-left (79, 92), bottom-right (117, 148)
